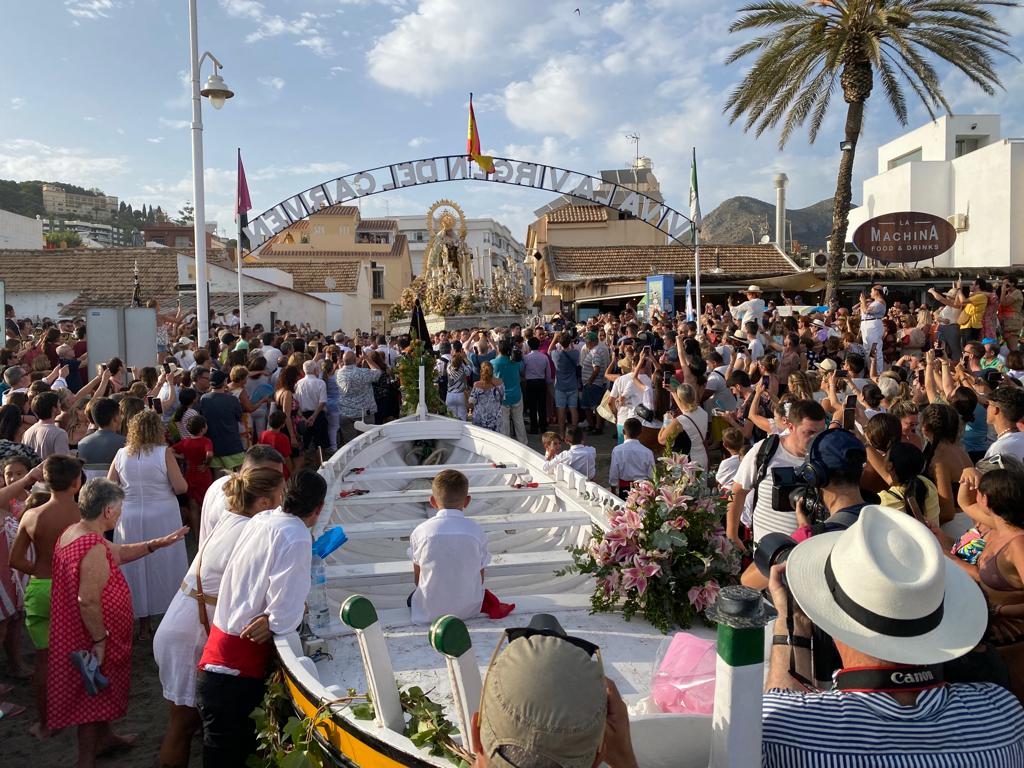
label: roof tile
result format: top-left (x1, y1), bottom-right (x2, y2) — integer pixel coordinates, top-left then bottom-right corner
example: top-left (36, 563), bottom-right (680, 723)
top-left (546, 205), bottom-right (608, 224)
top-left (547, 244), bottom-right (795, 281)
top-left (249, 260), bottom-right (361, 293)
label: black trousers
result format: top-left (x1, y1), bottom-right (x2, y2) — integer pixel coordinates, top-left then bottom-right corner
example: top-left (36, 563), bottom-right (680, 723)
top-left (302, 410), bottom-right (329, 452)
top-left (523, 379), bottom-right (548, 431)
top-left (196, 669), bottom-right (267, 767)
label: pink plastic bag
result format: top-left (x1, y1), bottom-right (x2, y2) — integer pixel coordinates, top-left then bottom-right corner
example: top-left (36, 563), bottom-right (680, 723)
top-left (651, 632), bottom-right (717, 714)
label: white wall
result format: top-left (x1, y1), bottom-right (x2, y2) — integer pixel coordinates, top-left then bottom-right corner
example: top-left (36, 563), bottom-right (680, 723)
top-left (241, 267), bottom-right (295, 289)
top-left (876, 115), bottom-right (1001, 171)
top-left (0, 209), bottom-right (43, 249)
top-left (6, 291), bottom-right (79, 320)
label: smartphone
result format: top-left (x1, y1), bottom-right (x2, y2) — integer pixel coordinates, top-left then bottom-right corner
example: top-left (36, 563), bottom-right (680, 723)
top-left (843, 394), bottom-right (857, 431)
top-left (917, 369), bottom-right (925, 386)
top-left (933, 348), bottom-right (944, 359)
top-left (99, 363), bottom-right (107, 372)
top-left (162, 362), bottom-right (171, 374)
top-left (761, 375), bottom-right (770, 389)
top-left (662, 371), bottom-right (671, 388)
top-left (642, 345), bottom-right (652, 356)
top-left (835, 370), bottom-right (848, 378)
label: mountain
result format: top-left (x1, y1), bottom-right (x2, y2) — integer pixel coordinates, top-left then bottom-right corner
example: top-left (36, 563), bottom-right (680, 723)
top-left (700, 196), bottom-right (834, 251)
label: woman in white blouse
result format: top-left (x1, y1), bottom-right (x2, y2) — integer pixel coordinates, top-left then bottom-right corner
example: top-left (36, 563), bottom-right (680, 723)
top-left (658, 383), bottom-right (709, 468)
top-left (153, 466), bottom-right (285, 768)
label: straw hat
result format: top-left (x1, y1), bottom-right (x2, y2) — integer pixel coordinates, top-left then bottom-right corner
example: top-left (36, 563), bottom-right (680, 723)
top-left (746, 285), bottom-right (762, 293)
top-left (785, 505), bottom-right (987, 664)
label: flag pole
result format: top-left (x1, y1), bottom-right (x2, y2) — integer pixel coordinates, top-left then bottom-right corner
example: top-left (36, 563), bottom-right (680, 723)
top-left (236, 147), bottom-right (245, 329)
top-left (691, 147), bottom-right (703, 339)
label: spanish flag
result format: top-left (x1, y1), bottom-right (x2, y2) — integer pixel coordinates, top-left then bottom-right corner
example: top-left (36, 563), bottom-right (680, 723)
top-left (467, 93), bottom-right (495, 174)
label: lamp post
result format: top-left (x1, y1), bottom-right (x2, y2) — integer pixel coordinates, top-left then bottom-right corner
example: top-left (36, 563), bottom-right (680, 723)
top-left (188, 0), bottom-right (234, 346)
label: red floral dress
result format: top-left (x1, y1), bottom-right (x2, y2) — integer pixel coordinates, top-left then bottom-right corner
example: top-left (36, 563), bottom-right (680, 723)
top-left (47, 532), bottom-right (133, 730)
top-left (173, 436), bottom-right (214, 504)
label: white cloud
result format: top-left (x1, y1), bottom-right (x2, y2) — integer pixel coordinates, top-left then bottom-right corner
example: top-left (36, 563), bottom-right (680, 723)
top-left (504, 56), bottom-right (601, 139)
top-left (10, 97), bottom-right (25, 111)
top-left (146, 137), bottom-right (164, 144)
top-left (0, 139), bottom-right (126, 182)
top-left (257, 76), bottom-right (286, 91)
top-left (329, 66), bottom-right (350, 76)
top-left (407, 136), bottom-right (429, 148)
top-left (249, 161), bottom-right (351, 181)
top-left (220, 0), bottom-right (335, 58)
top-left (367, 0), bottom-right (562, 95)
top-left (159, 117), bottom-right (190, 130)
top-left (82, 115), bottom-right (97, 122)
top-left (65, 0), bottom-right (118, 19)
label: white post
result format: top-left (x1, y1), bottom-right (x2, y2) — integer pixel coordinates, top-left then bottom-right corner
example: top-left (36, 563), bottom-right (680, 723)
top-left (417, 364), bottom-right (427, 418)
top-left (694, 228), bottom-right (703, 339)
top-left (188, 0), bottom-right (210, 346)
top-left (774, 173), bottom-right (788, 251)
top-left (236, 207), bottom-right (244, 328)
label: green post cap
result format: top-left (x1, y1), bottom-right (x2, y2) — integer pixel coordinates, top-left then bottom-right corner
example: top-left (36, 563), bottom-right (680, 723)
top-left (429, 615), bottom-right (473, 658)
top-left (341, 595), bottom-right (378, 630)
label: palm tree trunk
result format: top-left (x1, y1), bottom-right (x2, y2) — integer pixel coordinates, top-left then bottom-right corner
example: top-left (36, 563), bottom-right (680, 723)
top-left (824, 98), bottom-right (864, 305)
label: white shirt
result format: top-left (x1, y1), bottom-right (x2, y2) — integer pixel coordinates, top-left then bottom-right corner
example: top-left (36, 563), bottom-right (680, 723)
top-left (732, 297), bottom-right (765, 327)
top-left (733, 437), bottom-right (804, 542)
top-left (408, 508), bottom-right (489, 625)
top-left (716, 455), bottom-right (741, 489)
top-left (983, 430), bottom-right (1024, 462)
top-left (294, 375), bottom-right (327, 413)
top-left (610, 372), bottom-right (653, 426)
top-left (200, 475), bottom-right (231, 546)
top-left (211, 508), bottom-right (312, 636)
top-left (543, 444), bottom-right (597, 480)
top-left (175, 350), bottom-right (196, 371)
top-left (705, 368), bottom-right (737, 411)
top-left (261, 346), bottom-right (283, 371)
top-left (671, 409), bottom-right (709, 468)
top-left (609, 438), bottom-right (655, 487)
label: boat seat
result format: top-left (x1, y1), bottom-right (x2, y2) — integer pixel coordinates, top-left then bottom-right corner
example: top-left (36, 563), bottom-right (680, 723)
top-left (334, 483), bottom-right (554, 507)
top-left (341, 463), bottom-right (529, 482)
top-left (326, 550), bottom-right (574, 586)
top-left (340, 510), bottom-right (592, 540)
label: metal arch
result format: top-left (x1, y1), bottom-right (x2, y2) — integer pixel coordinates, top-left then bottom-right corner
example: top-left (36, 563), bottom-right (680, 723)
top-left (242, 155), bottom-right (694, 249)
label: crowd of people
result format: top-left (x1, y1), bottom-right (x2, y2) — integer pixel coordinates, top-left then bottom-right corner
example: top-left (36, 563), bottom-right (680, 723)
top-left (1, 271), bottom-right (1024, 767)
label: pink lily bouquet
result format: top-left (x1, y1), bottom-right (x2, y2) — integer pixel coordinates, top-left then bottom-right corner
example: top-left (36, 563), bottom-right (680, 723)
top-left (562, 453), bottom-right (741, 633)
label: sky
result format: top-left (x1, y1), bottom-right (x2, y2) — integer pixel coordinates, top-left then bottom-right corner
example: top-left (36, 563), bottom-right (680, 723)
top-left (2, 0), bottom-right (1022, 247)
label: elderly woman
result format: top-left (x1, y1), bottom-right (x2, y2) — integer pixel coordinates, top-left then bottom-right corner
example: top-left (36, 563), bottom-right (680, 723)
top-left (48, 478), bottom-right (186, 768)
top-left (108, 410), bottom-right (189, 640)
top-left (153, 466), bottom-right (285, 768)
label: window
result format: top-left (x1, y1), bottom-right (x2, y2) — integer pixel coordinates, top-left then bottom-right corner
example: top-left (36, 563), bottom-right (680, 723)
top-left (174, 235), bottom-right (191, 247)
top-left (955, 136), bottom-right (981, 158)
top-left (374, 310), bottom-right (383, 320)
top-left (313, 225), bottom-right (325, 236)
top-left (372, 263), bottom-right (385, 299)
top-left (415, 230), bottom-right (425, 242)
top-left (887, 147), bottom-right (922, 170)
top-left (300, 234), bottom-right (310, 244)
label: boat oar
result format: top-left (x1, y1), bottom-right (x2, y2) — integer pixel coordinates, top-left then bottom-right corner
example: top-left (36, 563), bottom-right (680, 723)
top-left (429, 615), bottom-right (482, 746)
top-left (340, 595), bottom-right (404, 733)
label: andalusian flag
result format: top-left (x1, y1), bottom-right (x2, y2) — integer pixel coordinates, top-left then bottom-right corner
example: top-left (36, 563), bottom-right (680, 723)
top-left (689, 147), bottom-right (701, 245)
top-left (467, 93), bottom-right (495, 174)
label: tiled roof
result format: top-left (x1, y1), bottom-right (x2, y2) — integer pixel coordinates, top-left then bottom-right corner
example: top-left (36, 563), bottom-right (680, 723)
top-left (261, 233), bottom-right (409, 260)
top-left (546, 244), bottom-right (796, 282)
top-left (356, 218), bottom-right (397, 231)
top-left (312, 205), bottom-right (359, 217)
top-left (546, 205), bottom-right (609, 224)
top-left (0, 247), bottom-right (181, 302)
top-left (248, 260), bottom-right (361, 293)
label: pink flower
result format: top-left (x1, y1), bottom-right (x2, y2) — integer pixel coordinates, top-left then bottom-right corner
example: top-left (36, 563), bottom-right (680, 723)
top-left (617, 507), bottom-right (644, 536)
top-left (664, 516), bottom-right (689, 530)
top-left (621, 556), bottom-right (662, 595)
top-left (658, 487), bottom-right (689, 511)
top-left (659, 453), bottom-right (689, 470)
top-left (600, 571), bottom-right (622, 598)
top-left (687, 580), bottom-right (721, 612)
top-left (709, 526), bottom-right (732, 557)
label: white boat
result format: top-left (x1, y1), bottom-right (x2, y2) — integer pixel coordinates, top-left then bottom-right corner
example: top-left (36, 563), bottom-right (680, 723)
top-left (274, 405), bottom-right (723, 768)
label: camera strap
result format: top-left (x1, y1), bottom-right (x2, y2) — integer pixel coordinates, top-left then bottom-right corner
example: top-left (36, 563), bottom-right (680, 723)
top-left (834, 664), bottom-right (945, 693)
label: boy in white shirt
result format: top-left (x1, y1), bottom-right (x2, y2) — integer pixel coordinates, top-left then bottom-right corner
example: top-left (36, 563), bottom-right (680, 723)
top-left (408, 469), bottom-right (490, 624)
top-left (608, 418), bottom-right (655, 498)
top-left (543, 425), bottom-right (597, 480)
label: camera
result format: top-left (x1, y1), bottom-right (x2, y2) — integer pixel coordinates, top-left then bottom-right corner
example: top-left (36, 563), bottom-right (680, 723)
top-left (753, 531), bottom-right (799, 578)
top-left (771, 467), bottom-right (829, 521)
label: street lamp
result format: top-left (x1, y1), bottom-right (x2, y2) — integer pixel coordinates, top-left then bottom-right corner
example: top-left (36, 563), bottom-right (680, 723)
top-left (188, 0), bottom-right (234, 346)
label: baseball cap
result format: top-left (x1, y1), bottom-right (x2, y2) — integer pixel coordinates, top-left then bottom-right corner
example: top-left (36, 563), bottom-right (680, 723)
top-left (209, 369), bottom-right (227, 388)
top-left (479, 633), bottom-right (606, 768)
top-left (804, 428), bottom-right (866, 479)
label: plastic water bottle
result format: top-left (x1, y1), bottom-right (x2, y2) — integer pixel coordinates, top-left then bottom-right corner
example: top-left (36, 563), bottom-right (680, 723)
top-left (308, 557), bottom-right (330, 633)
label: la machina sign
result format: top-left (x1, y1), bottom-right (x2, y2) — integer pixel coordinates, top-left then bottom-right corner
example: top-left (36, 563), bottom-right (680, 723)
top-left (852, 211), bottom-right (957, 264)
top-left (242, 154), bottom-right (695, 248)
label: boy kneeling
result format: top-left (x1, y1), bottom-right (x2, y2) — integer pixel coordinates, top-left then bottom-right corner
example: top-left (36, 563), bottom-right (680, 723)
top-left (408, 469), bottom-right (491, 624)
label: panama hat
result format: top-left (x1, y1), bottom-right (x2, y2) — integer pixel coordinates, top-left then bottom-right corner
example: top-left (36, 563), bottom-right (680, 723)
top-left (785, 505), bottom-right (987, 665)
top-left (815, 358), bottom-right (838, 373)
top-left (746, 285), bottom-right (762, 293)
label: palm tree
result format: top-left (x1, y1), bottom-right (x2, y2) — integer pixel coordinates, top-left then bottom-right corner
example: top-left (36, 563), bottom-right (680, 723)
top-left (724, 0), bottom-right (1018, 303)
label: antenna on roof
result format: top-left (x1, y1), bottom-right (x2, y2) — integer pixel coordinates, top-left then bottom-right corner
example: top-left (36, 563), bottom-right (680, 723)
top-left (625, 133), bottom-right (640, 168)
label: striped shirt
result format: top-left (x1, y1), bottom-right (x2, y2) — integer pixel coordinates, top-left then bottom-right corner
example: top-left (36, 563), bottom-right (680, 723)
top-left (732, 436), bottom-right (804, 543)
top-left (763, 683), bottom-right (1024, 768)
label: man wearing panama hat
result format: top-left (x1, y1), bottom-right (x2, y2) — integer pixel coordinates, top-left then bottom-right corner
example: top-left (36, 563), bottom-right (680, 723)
top-left (729, 285), bottom-right (766, 328)
top-left (761, 504), bottom-right (1024, 766)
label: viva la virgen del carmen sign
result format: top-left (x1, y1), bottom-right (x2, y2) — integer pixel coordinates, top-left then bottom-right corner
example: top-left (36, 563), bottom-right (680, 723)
top-left (852, 211), bottom-right (957, 264)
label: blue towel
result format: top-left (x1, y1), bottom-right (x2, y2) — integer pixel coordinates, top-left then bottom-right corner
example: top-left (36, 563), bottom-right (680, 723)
top-left (312, 526), bottom-right (348, 559)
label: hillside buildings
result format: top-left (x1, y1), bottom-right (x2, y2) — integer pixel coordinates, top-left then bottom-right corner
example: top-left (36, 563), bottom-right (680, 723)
top-left (847, 114), bottom-right (1024, 269)
top-left (41, 184), bottom-right (118, 222)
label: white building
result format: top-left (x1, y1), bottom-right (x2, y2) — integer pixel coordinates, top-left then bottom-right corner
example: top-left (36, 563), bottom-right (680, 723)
top-left (392, 215), bottom-right (527, 286)
top-left (0, 209), bottom-right (43, 249)
top-left (847, 115), bottom-right (1024, 268)
top-left (42, 218), bottom-right (138, 247)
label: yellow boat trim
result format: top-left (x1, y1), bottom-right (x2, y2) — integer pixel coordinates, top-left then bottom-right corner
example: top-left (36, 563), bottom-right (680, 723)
top-left (283, 668), bottom-right (431, 768)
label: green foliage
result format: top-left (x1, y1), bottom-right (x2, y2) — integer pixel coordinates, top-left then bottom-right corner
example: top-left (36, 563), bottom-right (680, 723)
top-left (349, 684), bottom-right (471, 767)
top-left (44, 231), bottom-right (82, 248)
top-left (724, 0), bottom-right (1018, 147)
top-left (396, 338), bottom-right (448, 417)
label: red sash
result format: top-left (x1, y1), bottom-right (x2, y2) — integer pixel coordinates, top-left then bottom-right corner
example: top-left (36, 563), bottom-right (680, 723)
top-left (198, 624), bottom-right (273, 679)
